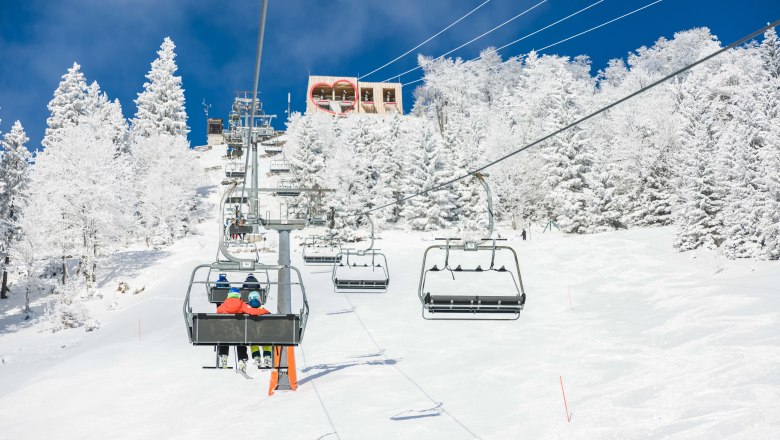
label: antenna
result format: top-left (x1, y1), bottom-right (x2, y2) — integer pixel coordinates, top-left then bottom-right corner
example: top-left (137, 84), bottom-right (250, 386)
top-left (202, 99), bottom-right (212, 144)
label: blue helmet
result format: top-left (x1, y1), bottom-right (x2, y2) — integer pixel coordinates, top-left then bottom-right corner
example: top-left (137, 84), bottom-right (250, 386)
top-left (227, 287), bottom-right (241, 298)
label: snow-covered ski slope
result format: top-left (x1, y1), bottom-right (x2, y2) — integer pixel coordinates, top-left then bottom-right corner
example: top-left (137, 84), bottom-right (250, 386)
top-left (1, 146), bottom-right (779, 439)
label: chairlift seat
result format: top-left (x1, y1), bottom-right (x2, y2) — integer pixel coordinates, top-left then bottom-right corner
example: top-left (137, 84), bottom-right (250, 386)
top-left (226, 196), bottom-right (248, 204)
top-left (333, 278), bottom-right (389, 290)
top-left (188, 313), bottom-right (302, 346)
top-left (423, 292), bottom-right (526, 314)
top-left (331, 248), bottom-right (389, 293)
top-left (303, 254), bottom-right (341, 264)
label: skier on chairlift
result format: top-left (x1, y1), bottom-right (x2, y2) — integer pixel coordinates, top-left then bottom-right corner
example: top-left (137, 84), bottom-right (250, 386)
top-left (216, 273), bottom-right (230, 289)
top-left (242, 273), bottom-right (260, 290)
top-left (216, 287), bottom-right (270, 370)
top-left (246, 291), bottom-right (274, 368)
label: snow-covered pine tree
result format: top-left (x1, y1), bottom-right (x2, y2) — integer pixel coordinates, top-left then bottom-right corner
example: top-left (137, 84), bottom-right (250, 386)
top-left (42, 62), bottom-right (89, 149)
top-left (0, 121), bottom-right (32, 299)
top-left (87, 81), bottom-right (128, 151)
top-left (401, 118), bottom-right (456, 230)
top-left (130, 133), bottom-right (199, 247)
top-left (132, 37), bottom-right (188, 138)
top-left (24, 113), bottom-right (131, 291)
top-left (376, 112), bottom-right (408, 224)
top-left (754, 27), bottom-right (780, 259)
top-left (673, 70), bottom-right (725, 251)
top-left (713, 49), bottom-right (768, 258)
top-left (527, 54), bottom-right (596, 233)
top-left (287, 113), bottom-right (327, 216)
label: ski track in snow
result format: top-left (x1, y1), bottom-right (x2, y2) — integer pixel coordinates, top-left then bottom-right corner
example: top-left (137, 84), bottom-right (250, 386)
top-left (1, 146), bottom-right (779, 439)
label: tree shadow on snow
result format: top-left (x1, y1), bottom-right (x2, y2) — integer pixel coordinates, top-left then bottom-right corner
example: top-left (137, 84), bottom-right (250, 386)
top-left (97, 249), bottom-right (172, 289)
top-left (0, 295), bottom-right (52, 335)
top-left (299, 355), bottom-right (398, 385)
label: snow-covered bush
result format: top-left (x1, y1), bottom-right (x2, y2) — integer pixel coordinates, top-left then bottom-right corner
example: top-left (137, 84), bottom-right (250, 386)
top-left (44, 278), bottom-right (95, 332)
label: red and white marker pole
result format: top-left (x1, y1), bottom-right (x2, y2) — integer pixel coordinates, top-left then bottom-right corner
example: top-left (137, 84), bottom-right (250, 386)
top-left (560, 375), bottom-right (572, 422)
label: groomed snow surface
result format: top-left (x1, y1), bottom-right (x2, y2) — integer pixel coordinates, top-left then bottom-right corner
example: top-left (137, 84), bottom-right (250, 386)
top-left (1, 146), bottom-right (779, 439)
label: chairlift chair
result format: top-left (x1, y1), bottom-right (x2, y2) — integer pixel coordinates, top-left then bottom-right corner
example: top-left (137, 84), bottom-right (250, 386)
top-left (263, 140), bottom-right (283, 155)
top-left (269, 159), bottom-right (291, 174)
top-left (417, 173), bottom-right (527, 320)
top-left (274, 180), bottom-right (301, 197)
top-left (308, 215), bottom-right (327, 226)
top-left (332, 213), bottom-right (390, 293)
top-left (225, 162), bottom-right (246, 179)
top-left (302, 235), bottom-right (342, 265)
top-left (183, 262), bottom-right (309, 347)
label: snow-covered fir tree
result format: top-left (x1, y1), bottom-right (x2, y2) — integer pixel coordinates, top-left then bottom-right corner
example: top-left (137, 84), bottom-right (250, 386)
top-left (129, 133), bottom-right (200, 247)
top-left (42, 62), bottom-right (89, 149)
top-left (287, 113), bottom-right (328, 216)
top-left (401, 118), bottom-right (456, 230)
top-left (0, 121), bottom-right (32, 299)
top-left (673, 69), bottom-right (725, 251)
top-left (24, 113), bottom-right (131, 290)
top-left (132, 37), bottom-right (188, 138)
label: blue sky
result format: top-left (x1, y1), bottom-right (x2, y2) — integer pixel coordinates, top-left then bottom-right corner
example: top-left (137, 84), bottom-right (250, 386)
top-left (1, 0), bottom-right (779, 150)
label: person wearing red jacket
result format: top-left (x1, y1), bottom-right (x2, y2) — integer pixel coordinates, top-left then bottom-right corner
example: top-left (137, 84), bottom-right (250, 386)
top-left (217, 288), bottom-right (270, 370)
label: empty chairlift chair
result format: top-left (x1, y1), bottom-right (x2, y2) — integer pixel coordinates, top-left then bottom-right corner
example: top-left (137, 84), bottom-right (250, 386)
top-left (269, 159), bottom-right (290, 174)
top-left (332, 213), bottom-right (389, 293)
top-left (225, 161), bottom-right (246, 179)
top-left (263, 140), bottom-right (283, 155)
top-left (416, 173), bottom-right (527, 320)
top-left (274, 180), bottom-right (301, 197)
top-left (418, 238), bottom-right (526, 320)
top-left (302, 235), bottom-right (342, 265)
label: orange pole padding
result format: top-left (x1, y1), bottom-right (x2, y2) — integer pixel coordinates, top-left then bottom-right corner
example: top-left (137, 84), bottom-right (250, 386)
top-left (287, 348), bottom-right (298, 391)
top-left (268, 346), bottom-right (283, 396)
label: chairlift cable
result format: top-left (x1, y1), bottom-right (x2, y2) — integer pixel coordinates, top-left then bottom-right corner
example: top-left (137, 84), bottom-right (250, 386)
top-left (362, 19), bottom-right (780, 217)
top-left (536, 0), bottom-right (663, 53)
top-left (358, 0), bottom-right (492, 80)
top-left (402, 0), bottom-right (660, 87)
top-left (494, 0), bottom-right (606, 53)
top-left (237, 0), bottom-right (268, 221)
top-left (383, 0), bottom-right (549, 82)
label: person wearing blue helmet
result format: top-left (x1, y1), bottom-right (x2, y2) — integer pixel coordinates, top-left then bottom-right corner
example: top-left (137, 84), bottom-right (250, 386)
top-left (246, 290), bottom-right (273, 368)
top-left (215, 273), bottom-right (230, 289)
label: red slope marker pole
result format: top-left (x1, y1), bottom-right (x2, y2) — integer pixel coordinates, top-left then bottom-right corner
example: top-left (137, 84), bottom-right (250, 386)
top-left (560, 376), bottom-right (572, 422)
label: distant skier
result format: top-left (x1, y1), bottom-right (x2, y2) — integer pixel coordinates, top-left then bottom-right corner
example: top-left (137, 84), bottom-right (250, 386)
top-left (521, 229), bottom-right (527, 241)
top-left (237, 218), bottom-right (247, 240)
top-left (242, 273), bottom-right (260, 290)
top-left (216, 287), bottom-right (270, 370)
top-left (246, 291), bottom-right (273, 368)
